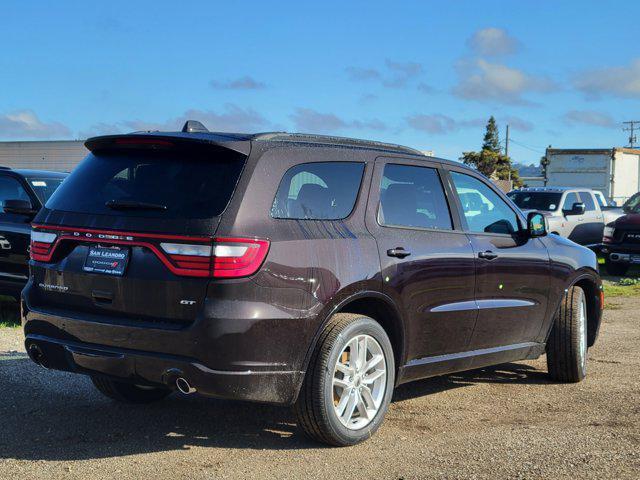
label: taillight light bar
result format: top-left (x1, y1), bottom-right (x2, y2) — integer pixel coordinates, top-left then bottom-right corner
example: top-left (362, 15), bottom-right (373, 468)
top-left (30, 225), bottom-right (269, 279)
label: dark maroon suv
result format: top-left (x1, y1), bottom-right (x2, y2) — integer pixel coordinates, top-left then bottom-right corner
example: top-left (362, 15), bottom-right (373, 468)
top-left (23, 122), bottom-right (603, 446)
top-left (602, 192), bottom-right (640, 276)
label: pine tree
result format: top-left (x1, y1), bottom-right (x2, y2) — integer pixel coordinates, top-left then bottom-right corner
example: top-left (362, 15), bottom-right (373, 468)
top-left (462, 116), bottom-right (522, 187)
top-left (482, 116), bottom-right (501, 153)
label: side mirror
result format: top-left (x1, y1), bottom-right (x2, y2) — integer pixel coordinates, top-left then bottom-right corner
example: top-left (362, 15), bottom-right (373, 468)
top-left (564, 202), bottom-right (585, 216)
top-left (3, 199), bottom-right (37, 216)
top-left (527, 212), bottom-right (547, 238)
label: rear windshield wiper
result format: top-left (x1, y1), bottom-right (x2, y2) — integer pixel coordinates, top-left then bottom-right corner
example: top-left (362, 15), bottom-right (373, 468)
top-left (105, 200), bottom-right (168, 211)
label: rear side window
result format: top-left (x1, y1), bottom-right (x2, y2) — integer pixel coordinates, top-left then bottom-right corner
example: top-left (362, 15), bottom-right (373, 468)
top-left (378, 164), bottom-right (452, 230)
top-left (26, 176), bottom-right (66, 204)
top-left (579, 192), bottom-right (596, 211)
top-left (271, 162), bottom-right (364, 220)
top-left (46, 150), bottom-right (245, 219)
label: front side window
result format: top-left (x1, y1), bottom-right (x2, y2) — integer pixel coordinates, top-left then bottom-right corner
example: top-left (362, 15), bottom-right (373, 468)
top-left (579, 192), bottom-right (596, 211)
top-left (562, 192), bottom-right (580, 211)
top-left (450, 172), bottom-right (519, 234)
top-left (378, 164), bottom-right (452, 230)
top-left (271, 162), bottom-right (365, 220)
top-left (0, 176), bottom-right (30, 211)
top-left (624, 192), bottom-right (640, 214)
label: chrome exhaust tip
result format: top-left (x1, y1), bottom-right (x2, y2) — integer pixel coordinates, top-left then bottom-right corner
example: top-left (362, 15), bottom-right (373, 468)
top-left (175, 377), bottom-right (196, 394)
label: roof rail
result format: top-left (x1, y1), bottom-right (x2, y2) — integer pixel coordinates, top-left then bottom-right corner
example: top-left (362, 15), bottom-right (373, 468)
top-left (253, 132), bottom-right (424, 156)
top-left (0, 166), bottom-right (11, 170)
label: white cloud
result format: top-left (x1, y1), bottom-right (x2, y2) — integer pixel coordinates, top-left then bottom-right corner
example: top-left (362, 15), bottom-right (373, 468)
top-left (453, 59), bottom-right (557, 104)
top-left (80, 105), bottom-right (269, 138)
top-left (0, 110), bottom-right (72, 140)
top-left (406, 114), bottom-right (484, 134)
top-left (209, 76), bottom-right (266, 90)
top-left (574, 59), bottom-right (640, 99)
top-left (563, 110), bottom-right (616, 128)
top-left (467, 28), bottom-right (520, 56)
top-left (290, 108), bottom-right (386, 133)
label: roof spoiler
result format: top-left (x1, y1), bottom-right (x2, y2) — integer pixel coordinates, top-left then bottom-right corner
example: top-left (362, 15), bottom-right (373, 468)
top-left (84, 132), bottom-right (251, 156)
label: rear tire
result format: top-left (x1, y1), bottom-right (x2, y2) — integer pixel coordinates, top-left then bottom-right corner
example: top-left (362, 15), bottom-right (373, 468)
top-left (605, 259), bottom-right (629, 276)
top-left (91, 376), bottom-right (172, 404)
top-left (546, 286), bottom-right (588, 383)
top-left (294, 313), bottom-right (395, 446)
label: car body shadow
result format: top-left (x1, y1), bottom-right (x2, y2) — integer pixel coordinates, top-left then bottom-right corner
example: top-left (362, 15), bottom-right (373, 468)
top-left (0, 358), bottom-right (549, 460)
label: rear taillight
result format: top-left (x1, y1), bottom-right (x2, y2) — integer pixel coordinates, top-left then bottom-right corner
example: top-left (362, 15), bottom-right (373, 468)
top-left (161, 237), bottom-right (270, 278)
top-left (30, 230), bottom-right (57, 262)
top-left (30, 225), bottom-right (269, 279)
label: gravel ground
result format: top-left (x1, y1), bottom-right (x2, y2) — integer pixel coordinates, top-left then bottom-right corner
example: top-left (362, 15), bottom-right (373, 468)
top-left (0, 297), bottom-right (638, 480)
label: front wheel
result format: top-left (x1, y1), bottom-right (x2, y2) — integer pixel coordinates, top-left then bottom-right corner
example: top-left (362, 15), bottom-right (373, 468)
top-left (294, 313), bottom-right (395, 446)
top-left (546, 286), bottom-right (588, 382)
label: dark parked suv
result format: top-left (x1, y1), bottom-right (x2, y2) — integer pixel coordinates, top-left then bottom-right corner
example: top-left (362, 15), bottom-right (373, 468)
top-left (601, 191), bottom-right (640, 276)
top-left (23, 122), bottom-right (603, 446)
top-left (0, 167), bottom-right (67, 299)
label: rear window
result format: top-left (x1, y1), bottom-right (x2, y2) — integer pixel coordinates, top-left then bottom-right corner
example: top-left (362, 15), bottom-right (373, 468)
top-left (26, 176), bottom-right (66, 204)
top-left (271, 162), bottom-right (365, 220)
top-left (507, 191), bottom-right (562, 211)
top-left (45, 150), bottom-right (245, 219)
top-left (579, 192), bottom-right (596, 211)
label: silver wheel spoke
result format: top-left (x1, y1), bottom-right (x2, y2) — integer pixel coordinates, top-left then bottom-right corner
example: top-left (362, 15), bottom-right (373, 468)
top-left (341, 390), bottom-right (358, 424)
top-left (363, 354), bottom-right (383, 373)
top-left (335, 387), bottom-right (353, 416)
top-left (358, 336), bottom-right (367, 369)
top-left (356, 393), bottom-right (370, 420)
top-left (333, 376), bottom-right (350, 389)
top-left (348, 338), bottom-right (359, 368)
top-left (360, 385), bottom-right (376, 409)
top-left (362, 369), bottom-right (385, 384)
top-left (335, 362), bottom-right (351, 375)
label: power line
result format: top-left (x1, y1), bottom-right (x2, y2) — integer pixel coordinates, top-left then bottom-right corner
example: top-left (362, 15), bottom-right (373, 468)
top-left (623, 121), bottom-right (640, 148)
top-left (508, 138), bottom-right (545, 154)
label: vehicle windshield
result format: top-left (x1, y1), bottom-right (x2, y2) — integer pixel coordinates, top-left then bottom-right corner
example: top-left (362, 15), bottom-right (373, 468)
top-left (507, 191), bottom-right (562, 211)
top-left (45, 150), bottom-right (246, 219)
top-left (623, 193), bottom-right (640, 214)
top-left (25, 176), bottom-right (67, 204)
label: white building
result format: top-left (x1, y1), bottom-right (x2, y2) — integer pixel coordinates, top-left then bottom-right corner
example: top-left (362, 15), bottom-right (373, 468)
top-left (544, 147), bottom-right (640, 204)
top-left (0, 140), bottom-right (88, 172)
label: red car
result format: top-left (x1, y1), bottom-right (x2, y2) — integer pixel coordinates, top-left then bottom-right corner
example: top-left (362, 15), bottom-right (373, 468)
top-left (602, 192), bottom-right (640, 276)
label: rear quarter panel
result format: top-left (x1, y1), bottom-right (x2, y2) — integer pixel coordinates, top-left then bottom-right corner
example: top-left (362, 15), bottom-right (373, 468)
top-left (208, 145), bottom-right (382, 372)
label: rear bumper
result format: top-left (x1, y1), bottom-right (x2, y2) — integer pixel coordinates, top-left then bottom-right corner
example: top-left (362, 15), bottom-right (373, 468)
top-left (25, 333), bottom-right (303, 405)
top-left (601, 244), bottom-right (640, 263)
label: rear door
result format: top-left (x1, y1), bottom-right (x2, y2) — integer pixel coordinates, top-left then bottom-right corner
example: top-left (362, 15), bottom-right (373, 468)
top-left (561, 191), bottom-right (587, 243)
top-left (578, 191), bottom-right (605, 246)
top-left (365, 157), bottom-right (477, 376)
top-left (445, 168), bottom-right (550, 350)
top-left (29, 145), bottom-right (247, 327)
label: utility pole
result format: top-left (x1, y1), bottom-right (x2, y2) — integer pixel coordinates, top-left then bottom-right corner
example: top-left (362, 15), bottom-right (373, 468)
top-left (505, 124), bottom-right (511, 182)
top-left (623, 121), bottom-right (640, 148)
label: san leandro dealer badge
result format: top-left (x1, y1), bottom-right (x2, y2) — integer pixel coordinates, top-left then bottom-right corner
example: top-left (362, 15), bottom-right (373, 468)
top-left (83, 245), bottom-right (130, 276)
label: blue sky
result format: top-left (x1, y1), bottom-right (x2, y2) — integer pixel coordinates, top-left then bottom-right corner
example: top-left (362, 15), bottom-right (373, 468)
top-left (1, 1), bottom-right (639, 166)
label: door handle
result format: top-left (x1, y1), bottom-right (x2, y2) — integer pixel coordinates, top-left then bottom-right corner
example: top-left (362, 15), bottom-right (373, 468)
top-left (478, 250), bottom-right (498, 260)
top-left (387, 247), bottom-right (411, 259)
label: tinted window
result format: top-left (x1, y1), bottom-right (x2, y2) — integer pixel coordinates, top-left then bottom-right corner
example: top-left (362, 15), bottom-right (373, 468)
top-left (593, 191), bottom-right (607, 208)
top-left (579, 192), bottom-right (596, 211)
top-left (562, 192), bottom-right (580, 211)
top-left (378, 164), bottom-right (452, 230)
top-left (0, 176), bottom-right (30, 211)
top-left (271, 162), bottom-right (364, 220)
top-left (623, 192), bottom-right (640, 214)
top-left (25, 176), bottom-right (66, 204)
top-left (451, 172), bottom-right (519, 234)
top-left (46, 151), bottom-right (245, 219)
top-left (507, 191), bottom-right (562, 211)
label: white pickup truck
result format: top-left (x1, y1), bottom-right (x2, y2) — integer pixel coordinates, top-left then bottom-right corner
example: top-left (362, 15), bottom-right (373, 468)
top-left (507, 187), bottom-right (624, 247)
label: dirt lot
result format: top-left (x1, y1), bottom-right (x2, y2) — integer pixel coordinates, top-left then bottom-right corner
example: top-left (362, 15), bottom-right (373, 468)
top-left (0, 296), bottom-right (638, 480)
